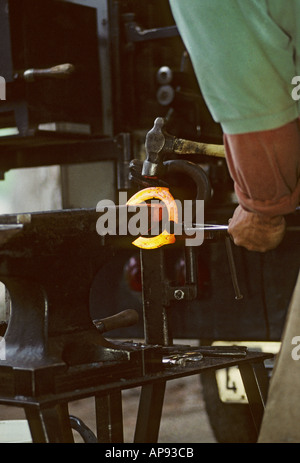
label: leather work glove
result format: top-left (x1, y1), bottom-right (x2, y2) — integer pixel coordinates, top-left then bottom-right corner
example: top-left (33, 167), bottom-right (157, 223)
top-left (228, 205), bottom-right (286, 253)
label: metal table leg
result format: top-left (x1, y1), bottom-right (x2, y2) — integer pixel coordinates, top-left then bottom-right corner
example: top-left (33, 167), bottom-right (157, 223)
top-left (95, 391), bottom-right (124, 443)
top-left (134, 381), bottom-right (166, 443)
top-left (25, 402), bottom-right (74, 443)
top-left (238, 360), bottom-right (269, 437)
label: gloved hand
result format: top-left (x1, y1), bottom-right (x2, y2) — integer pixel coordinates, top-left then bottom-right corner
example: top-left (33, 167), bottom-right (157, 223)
top-left (228, 205), bottom-right (286, 252)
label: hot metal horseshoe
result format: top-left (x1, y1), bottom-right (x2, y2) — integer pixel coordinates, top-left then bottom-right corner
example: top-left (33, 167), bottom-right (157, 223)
top-left (126, 187), bottom-right (178, 249)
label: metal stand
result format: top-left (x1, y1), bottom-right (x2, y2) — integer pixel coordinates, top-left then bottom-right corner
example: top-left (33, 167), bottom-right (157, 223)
top-left (0, 347), bottom-right (272, 443)
top-left (0, 209), bottom-right (273, 443)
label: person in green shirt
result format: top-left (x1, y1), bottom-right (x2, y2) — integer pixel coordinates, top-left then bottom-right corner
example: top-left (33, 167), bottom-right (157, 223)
top-left (169, 0), bottom-right (300, 252)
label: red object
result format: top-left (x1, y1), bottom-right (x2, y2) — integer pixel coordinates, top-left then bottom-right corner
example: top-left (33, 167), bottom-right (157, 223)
top-left (124, 255), bottom-right (142, 292)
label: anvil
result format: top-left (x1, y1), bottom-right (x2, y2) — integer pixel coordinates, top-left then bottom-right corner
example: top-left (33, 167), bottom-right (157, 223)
top-left (0, 207), bottom-right (159, 397)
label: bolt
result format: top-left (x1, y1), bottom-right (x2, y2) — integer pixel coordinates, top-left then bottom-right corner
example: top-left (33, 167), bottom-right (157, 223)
top-left (174, 289), bottom-right (185, 300)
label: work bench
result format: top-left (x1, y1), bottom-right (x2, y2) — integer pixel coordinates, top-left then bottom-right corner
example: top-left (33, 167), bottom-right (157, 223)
top-left (0, 345), bottom-right (272, 443)
top-left (0, 208), bottom-right (273, 443)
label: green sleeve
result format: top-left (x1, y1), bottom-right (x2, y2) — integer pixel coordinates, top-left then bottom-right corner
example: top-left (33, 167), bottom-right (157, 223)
top-left (169, 0), bottom-right (300, 134)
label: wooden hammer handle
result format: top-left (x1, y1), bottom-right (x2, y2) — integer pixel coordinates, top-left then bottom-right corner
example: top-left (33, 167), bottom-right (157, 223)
top-left (93, 309), bottom-right (139, 334)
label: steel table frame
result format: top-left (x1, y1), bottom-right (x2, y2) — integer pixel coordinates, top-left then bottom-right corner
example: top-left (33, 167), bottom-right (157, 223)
top-left (0, 350), bottom-right (271, 443)
top-left (0, 210), bottom-right (272, 443)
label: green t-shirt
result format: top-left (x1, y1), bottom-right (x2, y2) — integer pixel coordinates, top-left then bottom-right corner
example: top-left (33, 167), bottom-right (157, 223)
top-left (169, 0), bottom-right (300, 134)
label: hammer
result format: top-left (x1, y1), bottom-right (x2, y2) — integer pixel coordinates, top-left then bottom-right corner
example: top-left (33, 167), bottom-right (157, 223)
top-left (142, 117), bottom-right (226, 178)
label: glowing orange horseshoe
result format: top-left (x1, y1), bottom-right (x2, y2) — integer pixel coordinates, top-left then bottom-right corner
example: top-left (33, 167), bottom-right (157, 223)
top-left (126, 187), bottom-right (178, 249)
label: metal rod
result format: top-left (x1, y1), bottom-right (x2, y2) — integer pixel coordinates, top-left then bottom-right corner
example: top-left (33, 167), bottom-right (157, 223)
top-left (184, 246), bottom-right (197, 285)
top-left (225, 236), bottom-right (243, 300)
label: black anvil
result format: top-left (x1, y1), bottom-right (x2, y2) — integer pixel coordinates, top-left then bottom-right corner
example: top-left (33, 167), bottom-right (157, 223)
top-left (0, 207), bottom-right (158, 397)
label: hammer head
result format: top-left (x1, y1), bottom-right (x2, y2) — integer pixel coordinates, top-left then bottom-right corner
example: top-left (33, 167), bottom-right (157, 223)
top-left (142, 117), bottom-right (174, 178)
